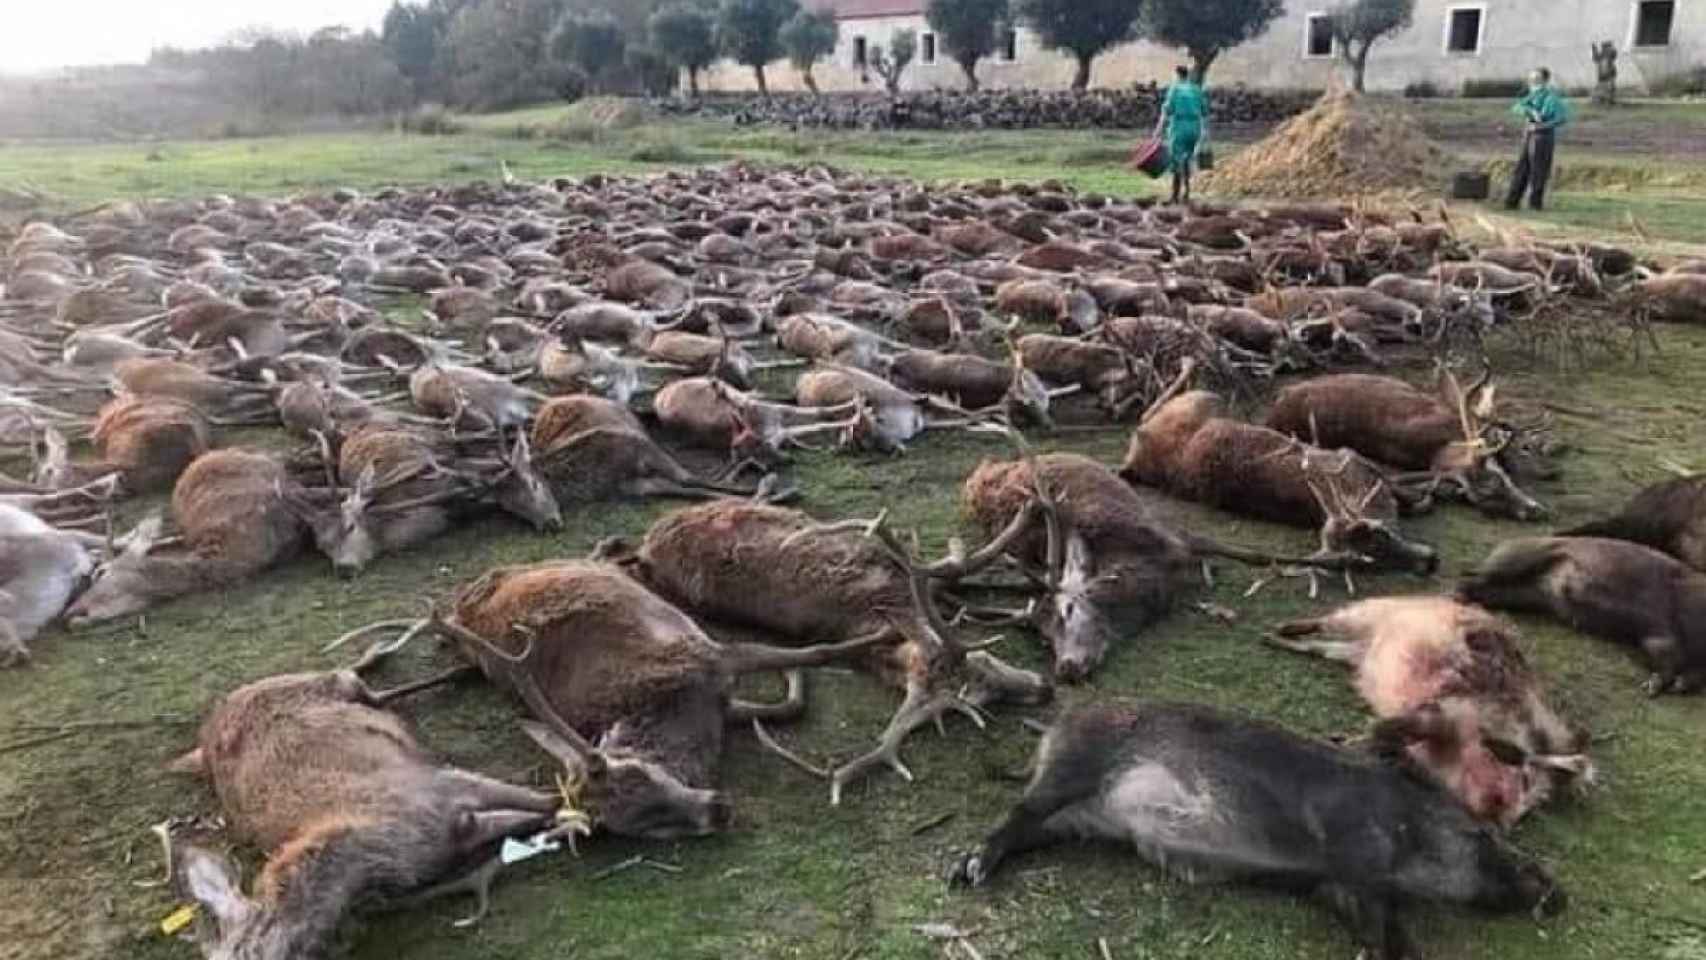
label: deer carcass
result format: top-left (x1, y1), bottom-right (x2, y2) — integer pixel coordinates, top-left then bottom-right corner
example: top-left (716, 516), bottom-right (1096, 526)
top-left (884, 348), bottom-right (1057, 428)
top-left (351, 560), bottom-right (881, 837)
top-left (619, 500), bottom-right (1052, 804)
top-left (795, 363), bottom-right (992, 454)
top-left (529, 402), bottom-right (772, 505)
top-left (1460, 537), bottom-right (1706, 696)
top-left (1014, 334), bottom-right (1141, 412)
top-left (1120, 391), bottom-right (1437, 575)
top-left (653, 377), bottom-right (860, 465)
top-left (409, 362), bottom-right (545, 435)
top-left (0, 505), bottom-right (94, 666)
top-left (948, 702), bottom-right (1564, 957)
top-left (34, 397), bottom-right (210, 493)
top-left (111, 359), bottom-right (276, 422)
top-left (62, 450), bottom-right (309, 625)
top-left (1629, 273), bottom-right (1706, 324)
top-left (1265, 371), bottom-right (1549, 520)
top-left (1265, 596), bottom-right (1592, 826)
top-left (161, 668), bottom-right (576, 959)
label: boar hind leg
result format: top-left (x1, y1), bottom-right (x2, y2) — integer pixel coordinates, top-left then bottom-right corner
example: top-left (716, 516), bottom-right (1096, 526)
top-left (1317, 882), bottom-right (1410, 960)
top-left (1639, 636), bottom-right (1686, 697)
top-left (1264, 620), bottom-right (1358, 663)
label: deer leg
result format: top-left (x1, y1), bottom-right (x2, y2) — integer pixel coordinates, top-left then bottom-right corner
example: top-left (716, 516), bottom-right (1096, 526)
top-left (720, 626), bottom-right (888, 675)
top-left (441, 770), bottom-right (561, 815)
top-left (778, 509), bottom-right (890, 551)
top-left (960, 651), bottom-right (1051, 709)
top-left (1262, 626), bottom-right (1359, 663)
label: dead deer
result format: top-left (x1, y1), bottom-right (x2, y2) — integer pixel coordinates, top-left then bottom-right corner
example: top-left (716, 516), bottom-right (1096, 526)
top-left (1265, 596), bottom-right (1592, 826)
top-left (111, 358), bottom-right (276, 423)
top-left (795, 362), bottom-right (998, 455)
top-left (537, 332), bottom-right (642, 406)
top-left (62, 450), bottom-right (310, 626)
top-left (884, 347), bottom-right (1061, 428)
top-left (774, 314), bottom-right (898, 371)
top-left (338, 560), bottom-right (882, 837)
top-left (1120, 391), bottom-right (1437, 577)
top-left (1014, 333), bottom-right (1143, 413)
top-left (961, 449), bottom-right (1356, 682)
top-left (32, 396), bottom-right (210, 493)
top-left (409, 361), bottom-right (545, 436)
top-left (1266, 370), bottom-right (1549, 521)
top-left (1627, 273), bottom-right (1706, 325)
top-left (283, 424), bottom-right (557, 578)
top-left (653, 377), bottom-right (862, 466)
top-left (160, 667), bottom-right (579, 959)
top-left (610, 500), bottom-right (1052, 804)
top-left (529, 402), bottom-right (778, 505)
top-left (0, 504), bottom-right (95, 666)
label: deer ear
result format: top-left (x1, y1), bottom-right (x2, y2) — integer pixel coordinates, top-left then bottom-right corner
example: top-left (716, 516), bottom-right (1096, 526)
top-left (1473, 383), bottom-right (1497, 422)
top-left (167, 747), bottom-right (206, 776)
top-left (1371, 704), bottom-right (1458, 755)
top-left (175, 845), bottom-right (254, 935)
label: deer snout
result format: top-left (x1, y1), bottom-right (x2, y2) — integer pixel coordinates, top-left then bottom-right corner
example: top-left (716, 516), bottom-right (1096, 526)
top-left (334, 559), bottom-right (364, 580)
top-left (1053, 657), bottom-right (1091, 686)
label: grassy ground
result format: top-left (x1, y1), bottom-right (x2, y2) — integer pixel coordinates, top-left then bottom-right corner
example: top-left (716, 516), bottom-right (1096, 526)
top-left (2, 105), bottom-right (1706, 960)
top-left (7, 97), bottom-right (1706, 246)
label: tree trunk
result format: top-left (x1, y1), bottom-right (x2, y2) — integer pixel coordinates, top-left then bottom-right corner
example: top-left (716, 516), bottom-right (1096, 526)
top-left (803, 67), bottom-right (819, 96)
top-left (1191, 49), bottom-right (1217, 84)
top-left (958, 56), bottom-right (980, 92)
top-left (688, 67), bottom-right (700, 98)
top-left (1351, 44), bottom-right (1369, 93)
top-left (1072, 53), bottom-right (1093, 91)
top-left (754, 64), bottom-right (769, 98)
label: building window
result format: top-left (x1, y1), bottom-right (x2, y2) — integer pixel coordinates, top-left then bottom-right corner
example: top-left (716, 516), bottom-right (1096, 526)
top-left (1444, 6), bottom-right (1484, 54)
top-left (922, 32), bottom-right (937, 65)
top-left (1634, 0), bottom-right (1676, 47)
top-left (1304, 13), bottom-right (1334, 58)
top-left (852, 36), bottom-right (867, 68)
top-left (1000, 28), bottom-right (1018, 62)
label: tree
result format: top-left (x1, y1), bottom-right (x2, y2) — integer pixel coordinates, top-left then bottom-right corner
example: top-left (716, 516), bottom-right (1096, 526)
top-left (382, 2), bottom-right (440, 97)
top-left (1012, 0), bottom-right (1143, 91)
top-left (867, 28), bottom-right (917, 94)
top-left (779, 8), bottom-right (838, 94)
top-left (551, 14), bottom-right (626, 92)
top-left (1144, 0), bottom-right (1284, 83)
top-left (927, 0), bottom-right (1009, 91)
top-left (1328, 0), bottom-right (1414, 93)
top-left (440, 0), bottom-right (574, 110)
top-left (716, 0), bottom-right (800, 97)
top-left (650, 4), bottom-right (718, 96)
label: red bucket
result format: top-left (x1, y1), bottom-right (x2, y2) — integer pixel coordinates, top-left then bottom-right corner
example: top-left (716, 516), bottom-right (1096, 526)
top-left (1131, 137), bottom-right (1170, 178)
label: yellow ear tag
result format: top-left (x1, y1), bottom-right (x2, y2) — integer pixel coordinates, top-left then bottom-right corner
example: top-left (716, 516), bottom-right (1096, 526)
top-left (160, 904), bottom-right (198, 936)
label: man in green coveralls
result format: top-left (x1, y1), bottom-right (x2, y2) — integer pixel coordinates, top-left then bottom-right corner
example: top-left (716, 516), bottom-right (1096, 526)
top-left (1505, 67), bottom-right (1570, 211)
top-left (1152, 65), bottom-right (1207, 205)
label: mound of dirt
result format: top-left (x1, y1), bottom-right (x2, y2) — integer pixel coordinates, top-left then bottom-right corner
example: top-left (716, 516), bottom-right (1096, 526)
top-left (1203, 91), bottom-right (1457, 199)
top-left (560, 96), bottom-right (659, 130)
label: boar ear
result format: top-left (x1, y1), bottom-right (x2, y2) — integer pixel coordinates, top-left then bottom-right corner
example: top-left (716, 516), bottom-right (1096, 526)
top-left (1482, 736), bottom-right (1530, 766)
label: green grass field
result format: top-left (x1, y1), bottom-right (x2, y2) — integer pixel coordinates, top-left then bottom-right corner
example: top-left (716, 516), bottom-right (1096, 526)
top-left (1, 101), bottom-right (1705, 960)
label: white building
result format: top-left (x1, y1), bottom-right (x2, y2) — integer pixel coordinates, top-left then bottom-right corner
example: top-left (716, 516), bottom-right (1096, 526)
top-left (697, 0), bottom-right (1703, 94)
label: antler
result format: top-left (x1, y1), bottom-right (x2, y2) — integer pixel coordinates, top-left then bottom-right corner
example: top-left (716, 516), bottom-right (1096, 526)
top-left (425, 606), bottom-right (608, 777)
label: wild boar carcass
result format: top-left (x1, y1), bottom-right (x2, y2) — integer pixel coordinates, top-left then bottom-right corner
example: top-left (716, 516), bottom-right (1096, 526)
top-left (1460, 537), bottom-right (1706, 696)
top-left (1561, 474), bottom-right (1706, 572)
top-left (1266, 596), bottom-right (1592, 825)
top-left (949, 702), bottom-right (1564, 958)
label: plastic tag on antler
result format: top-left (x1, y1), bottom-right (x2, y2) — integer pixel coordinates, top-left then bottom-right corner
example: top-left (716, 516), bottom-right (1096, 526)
top-left (499, 832), bottom-right (562, 866)
top-left (159, 904), bottom-right (198, 936)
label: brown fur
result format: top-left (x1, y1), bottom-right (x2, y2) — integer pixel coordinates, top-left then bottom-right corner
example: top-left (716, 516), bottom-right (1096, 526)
top-left (533, 396), bottom-right (646, 451)
top-left (1563, 475), bottom-right (1706, 572)
top-left (89, 396), bottom-right (212, 492)
top-left (1632, 274), bottom-right (1706, 324)
top-left (1120, 392), bottom-right (1394, 528)
top-left (112, 358), bottom-right (272, 418)
top-left (1266, 374), bottom-right (1464, 472)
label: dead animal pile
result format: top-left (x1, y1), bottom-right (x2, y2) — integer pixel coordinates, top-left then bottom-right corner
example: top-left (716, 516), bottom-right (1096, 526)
top-left (1203, 91), bottom-right (1457, 199)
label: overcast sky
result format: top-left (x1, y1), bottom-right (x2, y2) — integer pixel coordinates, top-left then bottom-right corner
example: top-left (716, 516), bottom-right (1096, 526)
top-left (2, 0), bottom-right (398, 74)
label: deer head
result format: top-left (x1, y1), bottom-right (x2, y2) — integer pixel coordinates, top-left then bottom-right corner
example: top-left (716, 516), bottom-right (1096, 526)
top-left (1301, 448), bottom-right (1439, 575)
top-left (63, 514), bottom-right (180, 627)
top-left (1004, 344), bottom-right (1053, 430)
top-left (485, 431), bottom-right (563, 533)
top-left (1435, 366), bottom-right (1549, 521)
top-left (428, 610), bottom-right (731, 840)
